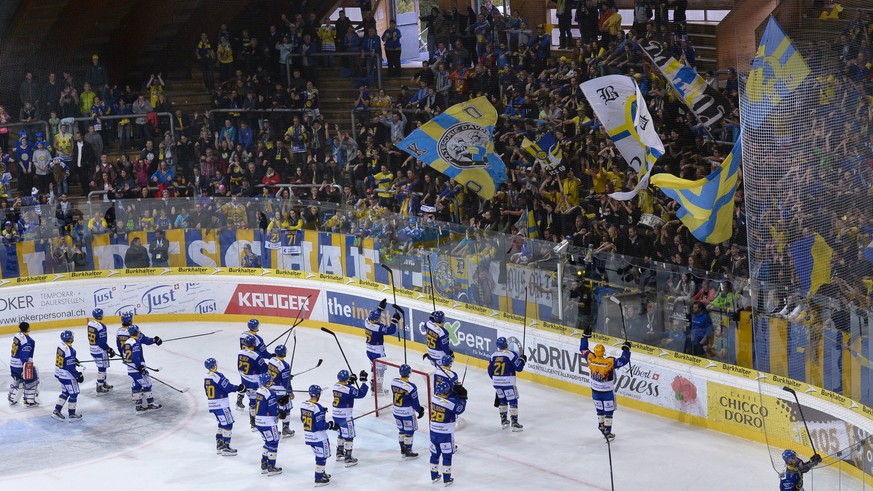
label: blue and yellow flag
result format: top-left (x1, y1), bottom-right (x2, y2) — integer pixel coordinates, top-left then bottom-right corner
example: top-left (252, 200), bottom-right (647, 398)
top-left (395, 97), bottom-right (507, 199)
top-left (522, 133), bottom-right (565, 176)
top-left (743, 17), bottom-right (810, 131)
top-left (650, 138), bottom-right (741, 244)
top-left (789, 233), bottom-right (833, 296)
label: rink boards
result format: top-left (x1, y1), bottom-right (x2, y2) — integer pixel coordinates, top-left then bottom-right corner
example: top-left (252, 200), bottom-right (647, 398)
top-left (2, 267), bottom-right (873, 481)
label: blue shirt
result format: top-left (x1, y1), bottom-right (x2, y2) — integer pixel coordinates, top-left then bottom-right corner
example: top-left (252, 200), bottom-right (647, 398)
top-left (10, 332), bottom-right (35, 370)
top-left (267, 357), bottom-right (292, 393)
top-left (331, 381), bottom-right (369, 419)
top-left (122, 334), bottom-right (155, 373)
top-left (382, 28), bottom-right (402, 50)
top-left (488, 348), bottom-right (525, 387)
top-left (239, 330), bottom-right (271, 359)
top-left (254, 386), bottom-right (280, 427)
top-left (689, 311), bottom-right (713, 342)
top-left (300, 399), bottom-right (330, 432)
top-left (204, 370), bottom-right (238, 402)
top-left (87, 320), bottom-right (110, 352)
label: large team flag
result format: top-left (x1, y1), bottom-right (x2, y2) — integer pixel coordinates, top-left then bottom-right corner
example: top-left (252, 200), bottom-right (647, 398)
top-left (743, 17), bottom-right (810, 131)
top-left (650, 137), bottom-right (742, 244)
top-left (789, 233), bottom-right (833, 297)
top-left (580, 75), bottom-right (664, 200)
top-left (395, 97), bottom-right (507, 199)
top-left (522, 133), bottom-right (565, 176)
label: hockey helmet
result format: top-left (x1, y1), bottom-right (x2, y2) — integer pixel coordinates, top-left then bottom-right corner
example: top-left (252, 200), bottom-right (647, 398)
top-left (337, 369), bottom-right (350, 382)
top-left (496, 337), bottom-right (508, 349)
top-left (204, 358), bottom-right (218, 371)
top-left (247, 318), bottom-right (260, 331)
top-left (441, 354), bottom-right (454, 367)
top-left (431, 311), bottom-right (445, 323)
top-left (92, 308), bottom-right (104, 320)
top-left (399, 364), bottom-right (412, 378)
top-left (274, 344), bottom-right (287, 358)
top-left (121, 312), bottom-right (134, 325)
top-left (435, 380), bottom-right (452, 397)
top-left (368, 309), bottom-right (381, 322)
top-left (242, 334), bottom-right (256, 348)
top-left (60, 330), bottom-right (74, 343)
top-left (259, 372), bottom-right (273, 387)
top-left (128, 324), bottom-right (140, 337)
top-left (783, 449), bottom-right (798, 464)
top-left (593, 344), bottom-right (605, 358)
top-left (308, 384), bottom-right (322, 398)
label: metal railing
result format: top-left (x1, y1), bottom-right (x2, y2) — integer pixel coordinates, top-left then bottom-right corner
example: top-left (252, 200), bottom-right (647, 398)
top-left (0, 120), bottom-right (51, 142)
top-left (72, 112), bottom-right (176, 141)
top-left (283, 51), bottom-right (382, 90)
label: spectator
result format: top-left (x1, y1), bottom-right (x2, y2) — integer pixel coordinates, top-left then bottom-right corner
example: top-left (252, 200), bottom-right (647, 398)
top-left (382, 20), bottom-right (402, 78)
top-left (85, 54), bottom-right (108, 91)
top-left (149, 229), bottom-right (170, 266)
top-left (686, 301), bottom-right (713, 357)
top-left (124, 236), bottom-right (149, 267)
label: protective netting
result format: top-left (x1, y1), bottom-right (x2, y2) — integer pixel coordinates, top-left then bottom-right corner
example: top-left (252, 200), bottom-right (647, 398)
top-left (740, 11), bottom-right (873, 478)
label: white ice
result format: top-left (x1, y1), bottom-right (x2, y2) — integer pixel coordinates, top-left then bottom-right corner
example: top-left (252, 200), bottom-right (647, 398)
top-left (0, 321), bottom-right (865, 490)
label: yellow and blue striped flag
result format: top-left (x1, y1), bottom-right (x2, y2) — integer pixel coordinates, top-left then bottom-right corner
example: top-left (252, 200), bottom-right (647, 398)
top-left (650, 137), bottom-right (741, 244)
top-left (522, 133), bottom-right (564, 176)
top-left (396, 97), bottom-right (507, 199)
top-left (743, 17), bottom-right (810, 131)
top-left (789, 233), bottom-right (833, 297)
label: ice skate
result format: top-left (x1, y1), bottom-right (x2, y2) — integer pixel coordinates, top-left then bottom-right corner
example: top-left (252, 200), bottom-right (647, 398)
top-left (68, 413), bottom-right (82, 422)
top-left (281, 426), bottom-right (295, 437)
top-left (96, 384), bottom-right (110, 394)
top-left (146, 402), bottom-right (162, 411)
top-left (500, 413), bottom-right (509, 429)
top-left (603, 432), bottom-right (615, 442)
top-left (335, 448), bottom-right (346, 461)
top-left (402, 448), bottom-right (419, 460)
top-left (511, 417), bottom-right (523, 432)
top-left (260, 461), bottom-right (268, 474)
top-left (24, 400), bottom-right (39, 408)
top-left (135, 405), bottom-right (147, 413)
top-left (444, 478), bottom-right (454, 486)
top-left (265, 465), bottom-right (282, 476)
top-left (344, 455), bottom-right (358, 467)
top-left (51, 409), bottom-right (65, 421)
top-left (315, 475), bottom-right (331, 486)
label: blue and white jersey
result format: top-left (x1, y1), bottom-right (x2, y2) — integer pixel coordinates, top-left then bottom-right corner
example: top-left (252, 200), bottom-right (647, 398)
top-left (254, 386), bottom-right (279, 427)
top-left (54, 343), bottom-right (78, 380)
top-left (122, 335), bottom-right (155, 374)
top-left (424, 320), bottom-right (452, 362)
top-left (240, 330), bottom-right (270, 359)
top-left (204, 371), bottom-right (238, 410)
top-left (88, 319), bottom-right (110, 355)
top-left (115, 326), bottom-right (131, 354)
top-left (429, 395), bottom-right (466, 435)
top-left (391, 377), bottom-right (422, 418)
top-left (267, 357), bottom-right (292, 395)
top-left (10, 332), bottom-right (35, 370)
top-left (433, 367), bottom-right (458, 393)
top-left (300, 400), bottom-right (329, 443)
top-left (237, 348), bottom-right (267, 386)
top-left (488, 348), bottom-right (525, 387)
top-left (331, 381), bottom-right (369, 419)
top-left (364, 317), bottom-right (396, 357)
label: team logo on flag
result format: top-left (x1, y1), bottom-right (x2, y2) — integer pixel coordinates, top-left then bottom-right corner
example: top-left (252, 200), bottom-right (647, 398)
top-left (437, 122), bottom-right (491, 169)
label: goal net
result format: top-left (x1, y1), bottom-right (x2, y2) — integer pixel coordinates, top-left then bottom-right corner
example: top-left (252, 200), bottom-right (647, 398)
top-left (372, 358), bottom-right (433, 420)
top-left (739, 12), bottom-right (873, 475)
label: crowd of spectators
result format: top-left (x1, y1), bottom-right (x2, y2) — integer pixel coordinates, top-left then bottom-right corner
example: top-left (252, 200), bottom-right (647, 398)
top-left (0, 1), bottom-right (870, 356)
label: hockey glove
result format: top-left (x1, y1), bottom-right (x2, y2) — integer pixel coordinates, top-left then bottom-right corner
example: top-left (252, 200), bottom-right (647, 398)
top-left (810, 454), bottom-right (822, 465)
top-left (278, 395), bottom-right (289, 405)
top-left (108, 348), bottom-right (117, 358)
top-left (328, 421), bottom-right (339, 431)
top-left (422, 353), bottom-right (430, 361)
top-left (416, 407), bottom-right (425, 419)
top-left (75, 358), bottom-right (82, 366)
top-left (379, 298), bottom-right (387, 310)
top-left (237, 384), bottom-right (246, 393)
top-left (493, 393), bottom-right (500, 408)
top-left (453, 384), bottom-right (468, 400)
top-left (391, 312), bottom-right (402, 324)
top-left (358, 370), bottom-right (369, 383)
top-left (621, 341), bottom-right (632, 351)
top-left (582, 326), bottom-right (592, 338)
top-left (348, 373), bottom-right (358, 385)
top-left (153, 336), bottom-right (163, 346)
top-left (278, 410), bottom-right (287, 420)
top-left (519, 354), bottom-right (528, 364)
top-left (77, 373), bottom-right (84, 383)
top-left (137, 366), bottom-right (146, 375)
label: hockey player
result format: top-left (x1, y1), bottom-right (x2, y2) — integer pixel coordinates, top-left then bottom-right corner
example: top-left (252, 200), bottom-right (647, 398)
top-left (254, 372), bottom-right (283, 476)
top-left (332, 369), bottom-right (370, 466)
top-left (780, 450), bottom-right (821, 490)
top-left (488, 337), bottom-right (526, 431)
top-left (268, 344), bottom-right (295, 438)
top-left (122, 324), bottom-right (164, 412)
top-left (391, 363), bottom-right (425, 459)
top-left (238, 334), bottom-right (268, 429)
top-left (204, 357), bottom-right (244, 456)
top-left (237, 318), bottom-right (271, 409)
top-left (8, 321), bottom-right (38, 407)
top-left (433, 354), bottom-right (458, 391)
top-left (53, 330), bottom-right (83, 421)
top-left (301, 384), bottom-right (337, 486)
top-left (116, 312), bottom-right (135, 354)
top-left (580, 329), bottom-right (630, 441)
top-left (88, 308), bottom-right (116, 394)
top-left (364, 298), bottom-right (398, 393)
top-left (423, 311), bottom-right (453, 367)
top-left (430, 380), bottom-right (467, 486)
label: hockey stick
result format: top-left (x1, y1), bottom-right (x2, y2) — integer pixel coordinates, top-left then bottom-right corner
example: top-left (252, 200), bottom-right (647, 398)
top-left (159, 331), bottom-right (218, 343)
top-left (609, 296), bottom-right (634, 374)
top-left (783, 387), bottom-right (820, 458)
top-left (266, 294), bottom-right (312, 347)
top-left (522, 286), bottom-right (529, 353)
top-left (350, 403), bottom-right (394, 422)
top-left (288, 329), bottom-right (298, 370)
top-left (605, 432), bottom-right (616, 491)
top-left (321, 327), bottom-right (361, 388)
top-left (460, 355), bottom-right (471, 384)
top-left (77, 357), bottom-right (123, 363)
top-left (395, 303), bottom-right (408, 365)
top-left (380, 264), bottom-right (403, 343)
top-left (426, 255), bottom-right (438, 313)
top-left (150, 374), bottom-right (188, 393)
top-left (291, 359), bottom-right (323, 378)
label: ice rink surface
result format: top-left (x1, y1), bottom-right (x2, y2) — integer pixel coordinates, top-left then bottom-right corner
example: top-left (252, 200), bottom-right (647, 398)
top-left (0, 321), bottom-right (864, 490)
